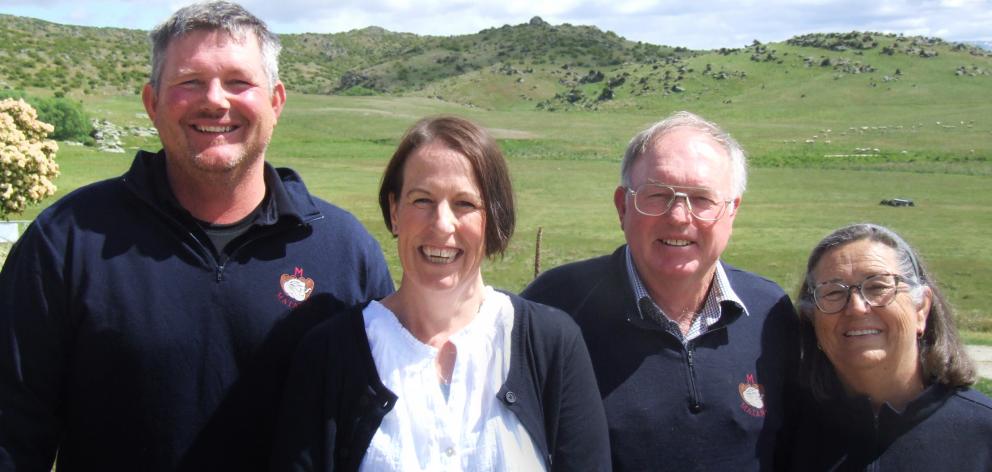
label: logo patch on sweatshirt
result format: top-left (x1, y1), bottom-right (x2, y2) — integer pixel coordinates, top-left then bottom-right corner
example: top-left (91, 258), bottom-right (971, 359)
top-left (278, 267), bottom-right (314, 308)
top-left (738, 373), bottom-right (766, 417)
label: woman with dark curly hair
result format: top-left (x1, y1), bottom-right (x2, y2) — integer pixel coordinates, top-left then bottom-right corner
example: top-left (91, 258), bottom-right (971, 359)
top-left (788, 223), bottom-right (992, 471)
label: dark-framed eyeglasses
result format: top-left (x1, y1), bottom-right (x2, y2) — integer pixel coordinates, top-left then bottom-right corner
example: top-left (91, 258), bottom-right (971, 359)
top-left (626, 183), bottom-right (733, 222)
top-left (810, 273), bottom-right (915, 314)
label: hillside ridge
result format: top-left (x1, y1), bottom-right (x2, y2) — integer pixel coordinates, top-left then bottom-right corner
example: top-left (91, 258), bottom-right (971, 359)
top-left (0, 13), bottom-right (989, 113)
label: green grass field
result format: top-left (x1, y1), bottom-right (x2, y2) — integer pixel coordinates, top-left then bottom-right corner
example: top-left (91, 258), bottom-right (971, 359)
top-left (976, 378), bottom-right (992, 396)
top-left (962, 332), bottom-right (992, 347)
top-left (3, 94), bottom-right (991, 337)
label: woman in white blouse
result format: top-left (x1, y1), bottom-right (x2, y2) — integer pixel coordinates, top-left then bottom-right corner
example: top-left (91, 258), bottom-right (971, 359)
top-left (272, 116), bottom-right (610, 472)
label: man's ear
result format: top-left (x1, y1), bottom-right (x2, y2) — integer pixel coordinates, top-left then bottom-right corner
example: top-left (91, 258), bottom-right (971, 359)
top-left (141, 83), bottom-right (157, 122)
top-left (613, 186), bottom-right (628, 229)
top-left (270, 80), bottom-right (287, 121)
top-left (727, 196), bottom-right (742, 220)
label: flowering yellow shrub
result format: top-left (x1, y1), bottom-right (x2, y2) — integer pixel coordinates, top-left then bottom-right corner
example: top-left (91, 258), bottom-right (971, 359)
top-left (0, 98), bottom-right (59, 218)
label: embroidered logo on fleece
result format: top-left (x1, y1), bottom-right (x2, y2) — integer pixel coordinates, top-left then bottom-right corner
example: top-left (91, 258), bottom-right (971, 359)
top-left (738, 373), bottom-right (766, 417)
top-left (278, 267), bottom-right (314, 308)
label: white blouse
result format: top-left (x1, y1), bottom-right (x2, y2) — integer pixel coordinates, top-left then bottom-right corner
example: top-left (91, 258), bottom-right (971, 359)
top-left (359, 286), bottom-right (546, 472)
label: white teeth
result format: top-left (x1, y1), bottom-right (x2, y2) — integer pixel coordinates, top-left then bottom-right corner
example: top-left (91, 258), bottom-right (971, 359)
top-left (663, 239), bottom-right (691, 247)
top-left (422, 246), bottom-right (458, 263)
top-left (195, 125), bottom-right (234, 133)
top-left (845, 329), bottom-right (881, 337)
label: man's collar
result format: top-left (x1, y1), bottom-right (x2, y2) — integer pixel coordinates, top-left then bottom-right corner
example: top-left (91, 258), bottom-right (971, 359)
top-left (624, 245), bottom-right (749, 321)
top-left (710, 262), bottom-right (749, 317)
top-left (124, 149), bottom-right (320, 227)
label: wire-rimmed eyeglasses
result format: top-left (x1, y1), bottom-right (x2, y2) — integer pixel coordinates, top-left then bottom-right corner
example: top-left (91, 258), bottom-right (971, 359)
top-left (810, 273), bottom-right (915, 314)
top-left (626, 183), bottom-right (733, 222)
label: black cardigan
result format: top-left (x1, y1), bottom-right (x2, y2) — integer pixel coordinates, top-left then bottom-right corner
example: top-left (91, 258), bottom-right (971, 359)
top-left (270, 292), bottom-right (611, 471)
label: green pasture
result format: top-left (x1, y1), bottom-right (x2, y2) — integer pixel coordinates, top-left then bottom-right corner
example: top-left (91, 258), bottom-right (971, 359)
top-left (3, 94), bottom-right (991, 338)
top-left (977, 378), bottom-right (992, 396)
top-left (962, 331), bottom-right (992, 347)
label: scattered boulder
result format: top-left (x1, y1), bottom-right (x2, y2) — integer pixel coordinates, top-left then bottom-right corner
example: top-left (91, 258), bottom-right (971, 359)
top-left (90, 119), bottom-right (157, 154)
top-left (497, 63), bottom-right (519, 75)
top-left (528, 16), bottom-right (550, 27)
top-left (91, 119), bottom-right (126, 153)
top-left (607, 75), bottom-right (626, 88)
top-left (564, 89), bottom-right (584, 103)
top-left (597, 87), bottom-right (614, 102)
top-left (579, 70), bottom-right (605, 84)
top-left (880, 198), bottom-right (915, 207)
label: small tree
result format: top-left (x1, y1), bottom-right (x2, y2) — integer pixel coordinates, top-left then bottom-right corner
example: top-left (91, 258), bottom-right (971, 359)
top-left (0, 98), bottom-right (60, 219)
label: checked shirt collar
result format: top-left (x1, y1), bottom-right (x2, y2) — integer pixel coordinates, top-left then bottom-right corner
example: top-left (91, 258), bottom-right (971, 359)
top-left (624, 245), bottom-right (748, 343)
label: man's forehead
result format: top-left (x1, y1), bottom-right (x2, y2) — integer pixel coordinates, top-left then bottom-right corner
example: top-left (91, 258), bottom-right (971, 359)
top-left (647, 126), bottom-right (724, 154)
top-left (169, 27), bottom-right (256, 51)
top-left (631, 129), bottom-right (733, 191)
top-left (639, 134), bottom-right (729, 169)
top-left (643, 181), bottom-right (720, 193)
top-left (160, 28), bottom-right (263, 76)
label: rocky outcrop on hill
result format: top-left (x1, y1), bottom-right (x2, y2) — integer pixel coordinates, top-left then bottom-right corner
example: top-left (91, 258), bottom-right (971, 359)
top-left (91, 119), bottom-right (157, 154)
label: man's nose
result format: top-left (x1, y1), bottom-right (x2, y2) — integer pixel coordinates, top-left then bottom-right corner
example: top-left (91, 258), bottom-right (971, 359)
top-left (202, 79), bottom-right (230, 109)
top-left (665, 195), bottom-right (693, 224)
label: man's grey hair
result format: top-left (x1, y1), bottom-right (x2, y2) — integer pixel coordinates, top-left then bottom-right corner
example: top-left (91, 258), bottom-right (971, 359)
top-left (149, 1), bottom-right (281, 92)
top-left (620, 111), bottom-right (748, 198)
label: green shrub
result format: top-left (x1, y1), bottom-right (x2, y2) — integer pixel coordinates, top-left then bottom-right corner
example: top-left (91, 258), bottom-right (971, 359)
top-left (0, 90), bottom-right (94, 144)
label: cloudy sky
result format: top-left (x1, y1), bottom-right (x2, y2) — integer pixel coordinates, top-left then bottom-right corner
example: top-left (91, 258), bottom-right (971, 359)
top-left (2, 0), bottom-right (990, 50)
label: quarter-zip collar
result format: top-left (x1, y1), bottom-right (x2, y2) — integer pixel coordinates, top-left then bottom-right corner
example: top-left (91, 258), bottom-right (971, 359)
top-left (595, 245), bottom-right (745, 337)
top-left (823, 382), bottom-right (954, 452)
top-left (121, 149), bottom-right (323, 229)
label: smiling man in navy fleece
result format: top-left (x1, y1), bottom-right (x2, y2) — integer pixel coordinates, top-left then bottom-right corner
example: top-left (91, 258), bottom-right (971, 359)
top-left (0, 2), bottom-right (392, 471)
top-left (522, 111), bottom-right (799, 471)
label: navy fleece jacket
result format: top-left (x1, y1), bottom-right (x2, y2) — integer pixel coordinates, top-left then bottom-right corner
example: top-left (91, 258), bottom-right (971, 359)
top-left (0, 150), bottom-right (394, 471)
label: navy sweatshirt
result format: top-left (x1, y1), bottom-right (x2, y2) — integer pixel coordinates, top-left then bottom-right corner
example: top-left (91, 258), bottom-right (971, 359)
top-left (788, 384), bottom-right (992, 471)
top-left (522, 245), bottom-right (800, 472)
top-left (0, 150), bottom-right (394, 472)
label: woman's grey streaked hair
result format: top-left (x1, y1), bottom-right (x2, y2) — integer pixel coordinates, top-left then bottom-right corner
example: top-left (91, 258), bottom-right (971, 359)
top-left (796, 223), bottom-right (976, 401)
top-left (149, 1), bottom-right (281, 91)
top-left (620, 111), bottom-right (748, 198)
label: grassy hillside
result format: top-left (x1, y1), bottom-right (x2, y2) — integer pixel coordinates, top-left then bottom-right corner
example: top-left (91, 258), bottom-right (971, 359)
top-left (2, 14), bottom-right (988, 170)
top-left (4, 13), bottom-right (987, 117)
top-left (0, 13), bottom-right (686, 96)
top-left (0, 14), bottom-right (148, 96)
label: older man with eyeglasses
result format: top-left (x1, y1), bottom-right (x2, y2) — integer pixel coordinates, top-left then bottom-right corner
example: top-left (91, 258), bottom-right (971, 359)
top-left (523, 111), bottom-right (800, 471)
